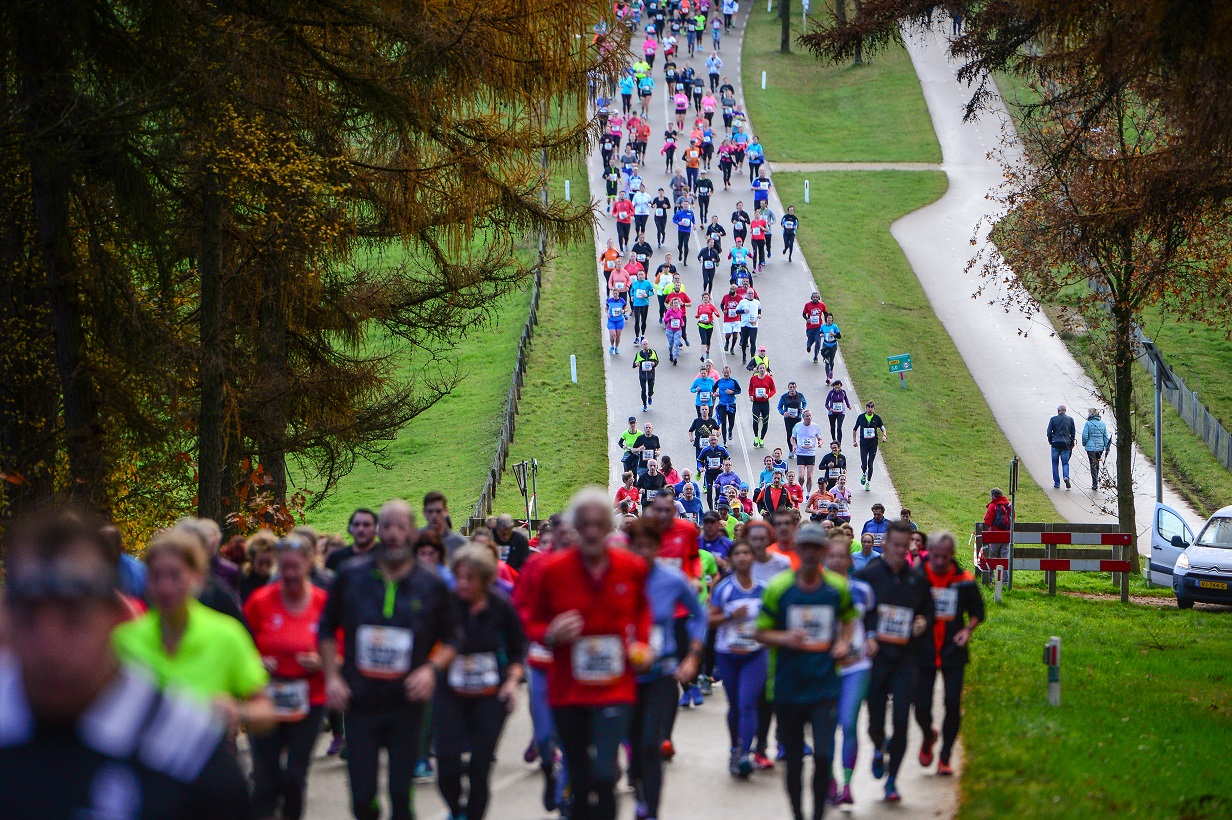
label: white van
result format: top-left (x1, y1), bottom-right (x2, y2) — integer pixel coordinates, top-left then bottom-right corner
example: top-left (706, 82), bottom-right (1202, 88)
top-left (1149, 502), bottom-right (1232, 609)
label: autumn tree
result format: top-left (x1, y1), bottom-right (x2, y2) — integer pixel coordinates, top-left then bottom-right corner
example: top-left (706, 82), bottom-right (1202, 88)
top-left (972, 82), bottom-right (1232, 564)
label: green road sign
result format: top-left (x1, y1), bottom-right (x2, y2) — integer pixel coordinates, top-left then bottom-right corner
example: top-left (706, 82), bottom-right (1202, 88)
top-left (887, 353), bottom-right (912, 374)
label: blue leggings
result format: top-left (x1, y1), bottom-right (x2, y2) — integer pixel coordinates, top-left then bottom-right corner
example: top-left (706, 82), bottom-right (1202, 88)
top-left (715, 649), bottom-right (768, 756)
top-left (831, 667), bottom-right (870, 778)
top-left (528, 667), bottom-right (567, 806)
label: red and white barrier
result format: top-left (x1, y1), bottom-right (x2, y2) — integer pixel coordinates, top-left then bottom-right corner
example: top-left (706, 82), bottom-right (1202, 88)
top-left (980, 531), bottom-right (1132, 546)
top-left (981, 557), bottom-right (1131, 573)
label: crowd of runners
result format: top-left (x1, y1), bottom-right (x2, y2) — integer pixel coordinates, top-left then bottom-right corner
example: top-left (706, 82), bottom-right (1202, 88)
top-left (0, 3), bottom-right (988, 820)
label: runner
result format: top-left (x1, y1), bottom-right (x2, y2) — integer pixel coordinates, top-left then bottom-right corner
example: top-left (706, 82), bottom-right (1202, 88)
top-left (705, 214), bottom-right (727, 250)
top-left (749, 207), bottom-right (768, 271)
top-left (245, 534), bottom-right (329, 820)
top-left (719, 282), bottom-right (742, 353)
top-left (524, 489), bottom-right (651, 820)
top-left (756, 471), bottom-right (794, 516)
top-left (709, 540), bottom-right (769, 778)
top-left (698, 433), bottom-right (732, 510)
top-left (664, 296), bottom-right (687, 365)
top-left (791, 409), bottom-right (824, 494)
top-left (619, 415), bottom-right (643, 475)
top-left (653, 254), bottom-right (676, 322)
top-left (781, 205), bottom-right (799, 262)
top-left (318, 499), bottom-right (460, 820)
top-left (777, 382), bottom-right (808, 457)
top-left (689, 403), bottom-right (721, 466)
top-left (638, 71), bottom-right (656, 118)
top-left (914, 531), bottom-right (983, 777)
top-left (855, 520), bottom-right (934, 803)
top-left (696, 170), bottom-right (715, 221)
top-left (823, 534), bottom-right (877, 808)
top-left (630, 267), bottom-right (655, 343)
top-left (326, 507), bottom-right (379, 571)
top-left (698, 238), bottom-right (721, 295)
top-left (819, 311), bottom-right (842, 384)
top-left (756, 524), bottom-right (857, 820)
top-left (825, 379), bottom-right (852, 443)
top-left (673, 200), bottom-right (697, 262)
top-left (717, 137), bottom-right (735, 188)
top-left (613, 192), bottom-right (634, 251)
top-left (736, 285), bottom-right (762, 364)
top-left (852, 401), bottom-right (887, 490)
top-left (651, 188), bottom-right (672, 247)
top-left (605, 289), bottom-right (629, 355)
top-left (690, 361), bottom-right (717, 417)
top-left (802, 291), bottom-right (827, 363)
top-left (633, 422), bottom-right (663, 478)
top-left (633, 185), bottom-right (653, 236)
top-left (748, 362), bottom-right (776, 448)
top-left (818, 440), bottom-right (848, 491)
top-left (661, 128), bottom-right (678, 172)
top-left (625, 517), bottom-right (707, 820)
top-left (0, 511), bottom-right (253, 818)
top-left (434, 546), bottom-right (526, 820)
top-left (861, 503), bottom-right (890, 548)
top-left (633, 340), bottom-right (661, 411)
top-left (730, 200), bottom-right (750, 246)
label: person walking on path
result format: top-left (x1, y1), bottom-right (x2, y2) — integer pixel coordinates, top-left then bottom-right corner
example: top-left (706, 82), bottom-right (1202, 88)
top-left (1081, 408), bottom-right (1111, 490)
top-left (1046, 405), bottom-right (1077, 489)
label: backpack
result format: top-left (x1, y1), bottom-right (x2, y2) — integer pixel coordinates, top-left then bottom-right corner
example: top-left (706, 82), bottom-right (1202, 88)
top-left (992, 502), bottom-right (1011, 530)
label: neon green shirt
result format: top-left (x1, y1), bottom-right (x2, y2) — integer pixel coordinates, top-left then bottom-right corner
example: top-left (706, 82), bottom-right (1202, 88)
top-left (113, 598), bottom-right (269, 702)
top-left (698, 549), bottom-right (719, 606)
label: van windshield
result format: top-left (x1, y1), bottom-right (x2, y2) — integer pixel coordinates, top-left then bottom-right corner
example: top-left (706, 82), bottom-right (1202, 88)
top-left (1196, 517), bottom-right (1232, 549)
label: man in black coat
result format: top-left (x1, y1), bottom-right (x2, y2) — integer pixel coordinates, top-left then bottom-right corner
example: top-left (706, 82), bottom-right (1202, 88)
top-left (1046, 404), bottom-right (1077, 489)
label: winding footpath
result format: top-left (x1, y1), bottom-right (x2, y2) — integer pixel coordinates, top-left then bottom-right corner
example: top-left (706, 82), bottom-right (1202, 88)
top-left (893, 22), bottom-right (1200, 549)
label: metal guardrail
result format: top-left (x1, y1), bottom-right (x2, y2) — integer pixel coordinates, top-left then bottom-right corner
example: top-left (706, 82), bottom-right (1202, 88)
top-left (1138, 340), bottom-right (1232, 471)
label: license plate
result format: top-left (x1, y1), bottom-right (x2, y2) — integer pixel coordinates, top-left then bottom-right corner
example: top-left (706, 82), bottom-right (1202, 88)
top-left (1198, 580), bottom-right (1228, 590)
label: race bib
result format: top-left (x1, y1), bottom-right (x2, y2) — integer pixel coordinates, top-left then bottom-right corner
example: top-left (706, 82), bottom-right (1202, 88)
top-left (356, 625), bottom-right (413, 680)
top-left (785, 407), bottom-right (799, 418)
top-left (707, 457), bottom-right (721, 469)
top-left (754, 387), bottom-right (767, 399)
top-left (448, 652), bottom-right (501, 695)
top-left (872, 532), bottom-right (884, 547)
top-left (609, 306), bottom-right (623, 318)
top-left (809, 310), bottom-right (822, 323)
top-left (787, 605), bottom-right (834, 652)
top-left (862, 427), bottom-right (876, 439)
top-left (657, 556), bottom-right (683, 571)
top-left (268, 679), bottom-right (310, 722)
top-left (641, 360), bottom-right (655, 371)
top-left (932, 587), bottom-right (959, 622)
top-left (527, 642), bottom-right (555, 665)
top-left (498, 543), bottom-right (511, 562)
top-left (727, 599), bottom-right (762, 653)
top-left (824, 332), bottom-right (837, 343)
top-left (877, 605), bottom-right (914, 645)
top-left (698, 391), bottom-right (712, 403)
top-left (799, 436), bottom-right (813, 449)
top-left (703, 259), bottom-right (715, 268)
top-left (572, 636), bottom-right (626, 685)
top-left (680, 218), bottom-right (692, 227)
top-left (649, 625), bottom-right (666, 659)
top-left (656, 208), bottom-right (665, 216)
top-left (827, 467), bottom-right (842, 478)
top-left (637, 253), bottom-right (648, 262)
top-left (669, 319), bottom-right (682, 329)
top-left (830, 402), bottom-right (844, 413)
top-left (645, 489), bottom-right (658, 501)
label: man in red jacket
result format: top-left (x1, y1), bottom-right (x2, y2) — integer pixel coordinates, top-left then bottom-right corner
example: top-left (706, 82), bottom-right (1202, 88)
top-left (748, 362), bottom-right (776, 448)
top-left (981, 488), bottom-right (1013, 560)
top-left (801, 291), bottom-right (827, 362)
top-left (525, 488), bottom-right (651, 820)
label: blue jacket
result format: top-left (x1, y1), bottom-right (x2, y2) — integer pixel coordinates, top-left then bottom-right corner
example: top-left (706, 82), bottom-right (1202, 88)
top-left (673, 209), bottom-right (696, 231)
top-left (1082, 417), bottom-right (1111, 452)
top-left (641, 564), bottom-right (706, 682)
top-left (715, 377), bottom-right (741, 407)
top-left (691, 376), bottom-right (717, 406)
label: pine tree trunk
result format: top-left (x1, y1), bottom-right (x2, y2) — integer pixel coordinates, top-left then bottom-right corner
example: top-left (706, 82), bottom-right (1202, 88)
top-left (780, 0), bottom-right (792, 52)
top-left (1112, 302), bottom-right (1140, 574)
top-left (197, 178), bottom-right (228, 522)
top-left (256, 265), bottom-right (289, 505)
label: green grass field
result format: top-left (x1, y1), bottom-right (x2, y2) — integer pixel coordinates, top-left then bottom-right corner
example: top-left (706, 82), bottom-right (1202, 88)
top-left (962, 591), bottom-right (1232, 819)
top-left (740, 7), bottom-right (940, 163)
top-left (493, 170), bottom-right (608, 519)
top-left (299, 288), bottom-right (530, 536)
top-left (779, 171), bottom-right (1057, 533)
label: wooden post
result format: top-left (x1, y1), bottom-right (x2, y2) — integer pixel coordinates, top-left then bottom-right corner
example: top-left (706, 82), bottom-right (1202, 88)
top-left (1046, 540), bottom-right (1057, 595)
top-left (1044, 636), bottom-right (1061, 706)
top-left (1120, 545), bottom-right (1130, 603)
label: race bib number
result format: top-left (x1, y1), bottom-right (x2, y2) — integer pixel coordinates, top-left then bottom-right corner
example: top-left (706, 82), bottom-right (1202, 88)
top-left (877, 605), bottom-right (914, 645)
top-left (932, 587), bottom-right (959, 622)
top-left (871, 532), bottom-right (884, 547)
top-left (448, 652), bottom-right (501, 695)
top-left (656, 208), bottom-right (665, 216)
top-left (637, 253), bottom-right (648, 262)
top-left (754, 387), bottom-right (767, 399)
top-left (670, 319), bottom-right (682, 329)
top-left (699, 391), bottom-right (712, 403)
top-left (727, 599), bottom-right (762, 653)
top-left (609, 306), bottom-right (623, 318)
top-left (827, 467), bottom-right (842, 478)
top-left (830, 402), bottom-right (844, 413)
top-left (785, 407), bottom-right (799, 418)
top-left (787, 604), bottom-right (834, 652)
top-left (572, 636), bottom-right (626, 685)
top-left (641, 360), bottom-right (655, 371)
top-left (527, 642), bottom-right (555, 664)
top-left (498, 544), bottom-right (511, 562)
top-left (824, 332), bottom-right (837, 343)
top-left (268, 679), bottom-right (310, 721)
top-left (703, 259), bottom-right (714, 268)
top-left (707, 457), bottom-right (721, 469)
top-left (645, 489), bottom-right (658, 501)
top-left (356, 625), bottom-right (413, 680)
top-left (799, 436), bottom-right (813, 449)
top-left (862, 427), bottom-right (876, 439)
top-left (809, 310), bottom-right (822, 323)
top-left (680, 218), bottom-right (692, 227)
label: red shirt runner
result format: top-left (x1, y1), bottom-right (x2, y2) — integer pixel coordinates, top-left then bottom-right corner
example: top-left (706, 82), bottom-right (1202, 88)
top-left (612, 199), bottom-right (634, 223)
top-left (802, 300), bottom-right (827, 329)
top-left (244, 584), bottom-right (329, 706)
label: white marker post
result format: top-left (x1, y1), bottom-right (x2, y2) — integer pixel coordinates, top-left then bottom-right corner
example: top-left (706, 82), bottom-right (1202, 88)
top-left (804, 179), bottom-right (810, 204)
top-left (761, 71), bottom-right (767, 90)
top-left (994, 565), bottom-right (1004, 604)
top-left (570, 354), bottom-right (578, 384)
top-left (564, 180), bottom-right (571, 201)
top-left (1043, 636), bottom-right (1061, 706)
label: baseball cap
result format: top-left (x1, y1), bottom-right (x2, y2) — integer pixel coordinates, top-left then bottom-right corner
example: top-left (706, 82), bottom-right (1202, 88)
top-left (739, 482), bottom-right (749, 491)
top-left (702, 511), bottom-right (720, 523)
top-left (796, 523), bottom-right (829, 548)
top-left (628, 416), bottom-right (637, 423)
top-left (716, 499), bottom-right (730, 509)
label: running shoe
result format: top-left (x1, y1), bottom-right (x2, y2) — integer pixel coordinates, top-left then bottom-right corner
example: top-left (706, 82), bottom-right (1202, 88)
top-left (860, 474), bottom-right (867, 485)
top-left (937, 761), bottom-right (955, 776)
top-left (826, 778), bottom-right (840, 807)
top-left (839, 784), bottom-right (854, 805)
top-left (752, 752), bottom-right (774, 770)
top-left (775, 745), bottom-right (786, 762)
top-left (327, 735), bottom-right (345, 756)
top-left (814, 357), bottom-right (819, 363)
top-left (884, 777), bottom-right (901, 803)
top-left (523, 741), bottom-right (539, 764)
top-left (871, 748), bottom-right (885, 779)
top-left (542, 769), bottom-right (558, 811)
top-left (642, 404), bottom-right (648, 412)
top-left (803, 743), bottom-right (813, 757)
top-left (700, 355), bottom-right (706, 362)
top-left (660, 739), bottom-right (676, 760)
top-left (728, 750), bottom-right (743, 778)
top-left (1064, 477), bottom-right (1071, 489)
top-left (413, 758), bottom-right (436, 782)
top-left (648, 397), bottom-right (652, 406)
top-left (738, 755), bottom-right (753, 778)
top-left (919, 727), bottom-right (937, 768)
top-left (678, 688), bottom-right (692, 708)
top-left (700, 676), bottom-right (712, 696)
top-left (614, 346), bottom-right (619, 355)
top-left (635, 800), bottom-right (650, 820)
top-left (684, 338), bottom-right (690, 347)
top-left (689, 685), bottom-right (704, 707)
top-left (866, 481), bottom-right (872, 491)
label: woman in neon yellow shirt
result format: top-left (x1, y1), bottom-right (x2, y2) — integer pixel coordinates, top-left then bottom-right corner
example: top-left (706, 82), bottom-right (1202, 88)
top-left (113, 527), bottom-right (275, 734)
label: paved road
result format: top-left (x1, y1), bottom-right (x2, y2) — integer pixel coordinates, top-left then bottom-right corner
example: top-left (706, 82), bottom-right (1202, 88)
top-left (592, 13), bottom-right (903, 531)
top-left (893, 22), bottom-right (1201, 550)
